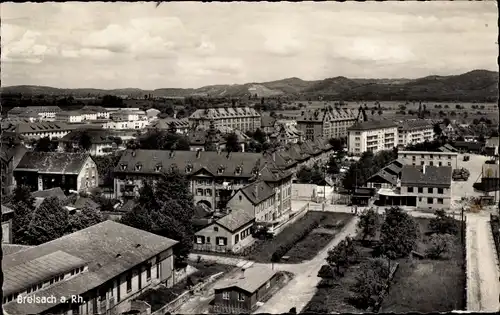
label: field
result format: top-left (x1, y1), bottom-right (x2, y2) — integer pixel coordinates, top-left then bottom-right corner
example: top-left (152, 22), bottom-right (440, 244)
top-left (135, 262), bottom-right (234, 312)
top-left (248, 211), bottom-right (354, 263)
top-left (303, 217), bottom-right (466, 313)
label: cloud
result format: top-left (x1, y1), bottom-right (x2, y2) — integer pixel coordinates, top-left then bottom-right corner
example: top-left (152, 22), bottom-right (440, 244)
top-left (0, 1), bottom-right (496, 89)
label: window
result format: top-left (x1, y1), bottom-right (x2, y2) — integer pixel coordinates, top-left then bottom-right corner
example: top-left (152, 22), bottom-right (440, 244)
top-left (429, 161), bottom-right (434, 166)
top-left (146, 264), bottom-right (152, 280)
top-left (421, 154), bottom-right (425, 158)
top-left (196, 236), bottom-right (205, 244)
top-left (437, 198), bottom-right (444, 204)
top-left (222, 292), bottom-right (230, 300)
top-left (206, 237), bottom-right (211, 243)
top-left (420, 161), bottom-right (425, 166)
top-left (448, 156), bottom-right (452, 160)
top-left (438, 188), bottom-right (444, 194)
top-left (407, 187), bottom-right (414, 193)
top-left (418, 187), bottom-right (423, 193)
top-left (239, 195), bottom-right (242, 201)
top-left (156, 262), bottom-right (160, 279)
top-left (439, 162), bottom-right (442, 166)
top-left (205, 189), bottom-right (212, 196)
top-left (235, 234), bottom-right (240, 244)
top-left (196, 188), bottom-right (203, 196)
top-left (412, 156), bottom-right (416, 161)
top-left (448, 162), bottom-right (452, 166)
top-left (126, 274), bottom-right (132, 292)
top-left (238, 293), bottom-right (245, 301)
top-left (427, 198), bottom-right (433, 204)
top-left (266, 281), bottom-right (271, 289)
top-left (217, 237), bottom-right (227, 246)
top-left (428, 187), bottom-right (433, 194)
top-left (214, 226), bottom-right (219, 232)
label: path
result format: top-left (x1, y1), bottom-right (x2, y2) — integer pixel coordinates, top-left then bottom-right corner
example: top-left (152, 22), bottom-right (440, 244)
top-left (465, 212), bottom-right (500, 312)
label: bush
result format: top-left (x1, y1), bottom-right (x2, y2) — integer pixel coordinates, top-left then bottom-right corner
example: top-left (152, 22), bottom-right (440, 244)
top-left (270, 216), bottom-right (324, 262)
top-left (318, 264), bottom-right (336, 279)
top-left (425, 234), bottom-right (456, 259)
top-left (429, 210), bottom-right (459, 235)
top-left (350, 258), bottom-right (390, 309)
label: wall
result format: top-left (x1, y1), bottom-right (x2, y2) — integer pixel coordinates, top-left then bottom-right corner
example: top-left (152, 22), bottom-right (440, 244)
top-left (77, 157), bottom-right (99, 192)
top-left (348, 127), bottom-right (398, 155)
top-left (291, 183), bottom-right (318, 201)
top-left (397, 128), bottom-right (434, 147)
top-left (400, 185), bottom-right (452, 210)
top-left (2, 220), bottom-right (12, 243)
top-left (398, 152), bottom-right (459, 169)
top-left (194, 222), bottom-right (254, 253)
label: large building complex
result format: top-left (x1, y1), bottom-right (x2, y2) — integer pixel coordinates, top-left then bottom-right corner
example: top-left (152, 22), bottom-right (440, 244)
top-left (296, 108), bottom-right (357, 141)
top-left (397, 120), bottom-right (434, 147)
top-left (347, 120), bottom-right (398, 155)
top-left (2, 221), bottom-right (178, 315)
top-left (188, 107), bottom-right (261, 132)
top-left (398, 151), bottom-right (459, 169)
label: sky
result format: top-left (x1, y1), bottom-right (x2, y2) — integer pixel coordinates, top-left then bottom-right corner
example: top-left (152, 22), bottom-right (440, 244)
top-left (1, 1), bottom-right (498, 89)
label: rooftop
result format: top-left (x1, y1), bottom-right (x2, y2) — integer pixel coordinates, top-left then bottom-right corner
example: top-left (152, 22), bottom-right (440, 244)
top-left (397, 119), bottom-right (433, 131)
top-left (297, 108), bottom-right (356, 123)
top-left (2, 204), bottom-right (14, 215)
top-left (213, 265), bottom-right (276, 294)
top-left (399, 150), bottom-right (458, 156)
top-left (15, 152), bottom-right (91, 175)
top-left (216, 207), bottom-right (255, 232)
top-left (347, 120), bottom-right (397, 131)
top-left (31, 187), bottom-right (67, 200)
top-left (2, 220), bottom-right (178, 315)
top-left (239, 180), bottom-right (275, 205)
top-left (190, 107), bottom-right (260, 120)
top-left (60, 129), bottom-right (119, 144)
top-left (400, 165), bottom-right (452, 188)
top-left (2, 122), bottom-right (73, 134)
top-left (2, 244), bottom-right (34, 256)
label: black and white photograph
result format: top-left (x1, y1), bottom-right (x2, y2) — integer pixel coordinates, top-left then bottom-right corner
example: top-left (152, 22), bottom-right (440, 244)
top-left (1, 1), bottom-right (499, 314)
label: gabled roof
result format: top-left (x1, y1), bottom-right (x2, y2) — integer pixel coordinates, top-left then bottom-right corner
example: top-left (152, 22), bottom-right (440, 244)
top-left (72, 197), bottom-right (100, 210)
top-left (2, 221), bottom-right (178, 315)
top-left (32, 187), bottom-right (67, 200)
top-left (400, 165), bottom-right (452, 188)
top-left (397, 119), bottom-right (433, 131)
top-left (213, 265), bottom-right (276, 293)
top-left (297, 108), bottom-right (356, 123)
top-left (1, 204), bottom-right (14, 215)
top-left (60, 129), bottom-right (118, 144)
top-left (239, 180), bottom-right (275, 206)
top-left (367, 170), bottom-right (398, 186)
top-left (2, 122), bottom-right (72, 133)
top-left (190, 107), bottom-right (260, 120)
top-left (15, 152), bottom-right (91, 175)
top-left (347, 120), bottom-right (397, 131)
top-left (216, 207), bottom-right (254, 232)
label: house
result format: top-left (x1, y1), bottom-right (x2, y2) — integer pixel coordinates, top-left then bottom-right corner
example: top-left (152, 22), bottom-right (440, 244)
top-left (485, 137), bottom-right (499, 156)
top-left (297, 107), bottom-right (357, 141)
top-left (398, 151), bottom-right (458, 169)
top-left (80, 106), bottom-right (110, 119)
top-left (1, 220), bottom-right (178, 315)
top-left (396, 119), bottom-right (434, 147)
top-left (0, 144), bottom-right (28, 195)
top-left (212, 265), bottom-right (278, 313)
top-left (55, 111), bottom-right (84, 123)
top-left (14, 152), bottom-right (98, 194)
top-left (1, 122), bottom-right (73, 140)
top-left (148, 118), bottom-right (190, 134)
top-left (347, 120), bottom-right (398, 155)
top-left (227, 180), bottom-right (276, 222)
top-left (145, 108), bottom-right (161, 121)
top-left (270, 123), bottom-right (303, 145)
top-left (58, 129), bottom-right (123, 156)
top-left (189, 107), bottom-right (261, 132)
top-left (2, 205), bottom-right (14, 244)
top-left (399, 165), bottom-right (453, 210)
top-left (452, 141), bottom-right (485, 154)
top-left (261, 115), bottom-right (277, 134)
top-left (193, 207), bottom-right (255, 253)
top-left (113, 150), bottom-right (293, 216)
top-left (8, 106), bottom-right (62, 121)
top-left (366, 160), bottom-right (404, 189)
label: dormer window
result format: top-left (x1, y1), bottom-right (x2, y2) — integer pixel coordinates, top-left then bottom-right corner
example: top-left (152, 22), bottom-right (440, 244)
top-left (235, 166), bottom-right (242, 175)
top-left (135, 163), bottom-right (142, 171)
top-left (217, 165), bottom-right (225, 175)
top-left (186, 163), bottom-right (193, 173)
top-left (121, 164), bottom-right (127, 171)
top-left (155, 163), bottom-right (162, 172)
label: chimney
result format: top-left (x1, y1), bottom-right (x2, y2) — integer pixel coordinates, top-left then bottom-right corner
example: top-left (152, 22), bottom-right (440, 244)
top-left (239, 268), bottom-right (246, 279)
top-left (196, 149), bottom-right (202, 158)
top-left (254, 183), bottom-right (259, 198)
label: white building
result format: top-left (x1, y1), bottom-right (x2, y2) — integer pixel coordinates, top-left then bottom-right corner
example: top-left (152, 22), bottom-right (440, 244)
top-left (189, 107), bottom-right (261, 132)
top-left (56, 111), bottom-right (84, 123)
top-left (398, 151), bottom-right (459, 169)
top-left (397, 120), bottom-right (434, 147)
top-left (347, 120), bottom-right (398, 155)
top-left (2, 122), bottom-right (73, 140)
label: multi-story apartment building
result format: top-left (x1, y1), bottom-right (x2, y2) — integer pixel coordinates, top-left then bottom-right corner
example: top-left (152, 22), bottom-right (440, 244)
top-left (397, 120), bottom-right (434, 147)
top-left (14, 152), bottom-right (99, 194)
top-left (56, 111), bottom-right (84, 123)
top-left (2, 220), bottom-right (178, 315)
top-left (296, 107), bottom-right (357, 141)
top-left (400, 165), bottom-right (453, 210)
top-left (81, 106), bottom-right (110, 119)
top-left (8, 106), bottom-right (62, 121)
top-left (188, 107), bottom-right (261, 133)
top-left (148, 118), bottom-right (190, 134)
top-left (270, 123), bottom-right (303, 145)
top-left (113, 150), bottom-right (293, 217)
top-left (347, 120), bottom-right (398, 155)
top-left (227, 180), bottom-right (277, 222)
top-left (2, 122), bottom-right (73, 140)
top-left (398, 151), bottom-right (458, 169)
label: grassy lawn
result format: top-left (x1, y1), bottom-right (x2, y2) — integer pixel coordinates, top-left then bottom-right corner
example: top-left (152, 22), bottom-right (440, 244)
top-left (303, 217), bottom-right (465, 313)
top-left (248, 211), bottom-right (354, 263)
top-left (283, 212), bottom-right (354, 263)
top-left (135, 262), bottom-right (234, 312)
top-left (379, 218), bottom-right (465, 313)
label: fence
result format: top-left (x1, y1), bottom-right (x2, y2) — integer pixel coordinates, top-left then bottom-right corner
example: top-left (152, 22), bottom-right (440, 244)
top-left (151, 271), bottom-right (225, 315)
top-left (192, 242), bottom-right (259, 257)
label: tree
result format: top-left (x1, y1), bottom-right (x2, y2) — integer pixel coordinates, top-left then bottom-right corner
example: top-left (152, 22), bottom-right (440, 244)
top-left (120, 169), bottom-right (195, 265)
top-left (378, 207), bottom-right (418, 258)
top-left (33, 136), bottom-right (58, 152)
top-left (326, 236), bottom-right (358, 275)
top-left (425, 233), bottom-right (455, 259)
top-left (225, 132), bottom-right (241, 153)
top-left (350, 258), bottom-right (389, 309)
top-left (326, 155), bottom-right (339, 176)
top-left (252, 128), bottom-right (267, 144)
top-left (328, 138), bottom-right (343, 152)
top-left (78, 131), bottom-right (93, 151)
top-left (433, 123), bottom-right (442, 138)
top-left (21, 197), bottom-right (69, 245)
top-left (428, 210), bottom-right (458, 235)
top-left (67, 207), bottom-right (105, 233)
top-left (357, 207), bottom-right (379, 241)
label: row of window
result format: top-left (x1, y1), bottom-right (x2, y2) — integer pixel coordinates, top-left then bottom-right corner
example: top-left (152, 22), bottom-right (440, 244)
top-left (404, 154), bottom-right (454, 160)
top-left (420, 197), bottom-right (444, 205)
top-left (196, 188), bottom-right (213, 197)
top-left (413, 161), bottom-right (452, 167)
top-left (407, 187), bottom-right (445, 194)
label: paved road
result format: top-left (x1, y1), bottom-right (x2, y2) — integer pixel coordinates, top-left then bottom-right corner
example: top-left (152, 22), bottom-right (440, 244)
top-left (465, 212), bottom-right (500, 312)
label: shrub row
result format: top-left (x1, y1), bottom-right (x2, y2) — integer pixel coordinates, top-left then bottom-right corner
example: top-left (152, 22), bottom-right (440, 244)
top-left (271, 215), bottom-right (325, 262)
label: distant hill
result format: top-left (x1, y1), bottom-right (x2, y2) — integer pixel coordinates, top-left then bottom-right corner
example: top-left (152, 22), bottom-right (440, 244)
top-left (2, 69), bottom-right (497, 102)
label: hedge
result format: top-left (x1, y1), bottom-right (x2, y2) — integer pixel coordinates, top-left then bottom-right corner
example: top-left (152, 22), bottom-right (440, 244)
top-left (271, 215), bottom-right (325, 262)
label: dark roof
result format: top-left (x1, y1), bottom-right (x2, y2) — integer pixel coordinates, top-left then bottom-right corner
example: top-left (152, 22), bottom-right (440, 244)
top-left (385, 163), bottom-right (402, 175)
top-left (148, 118), bottom-right (190, 130)
top-left (297, 108), bottom-right (356, 123)
top-left (2, 244), bottom-right (34, 256)
top-left (239, 180), bottom-right (275, 205)
top-left (452, 141), bottom-right (484, 151)
top-left (114, 150), bottom-right (291, 183)
top-left (4, 250), bottom-right (87, 296)
top-left (213, 265), bottom-right (276, 293)
top-left (397, 119), bottom-right (433, 131)
top-left (32, 187), bottom-right (67, 200)
top-left (2, 221), bottom-right (178, 315)
top-left (2, 122), bottom-right (72, 133)
top-left (60, 129), bottom-right (117, 144)
top-left (15, 152), bottom-right (90, 175)
top-left (119, 199), bottom-right (136, 212)
top-left (72, 197), bottom-right (100, 210)
top-left (216, 207), bottom-right (255, 232)
top-left (261, 115), bottom-right (277, 128)
top-left (189, 107), bottom-right (260, 120)
top-left (400, 165), bottom-right (452, 188)
top-left (347, 120), bottom-right (397, 131)
top-left (5, 144), bottom-right (28, 168)
top-left (368, 170), bottom-right (398, 186)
